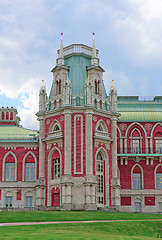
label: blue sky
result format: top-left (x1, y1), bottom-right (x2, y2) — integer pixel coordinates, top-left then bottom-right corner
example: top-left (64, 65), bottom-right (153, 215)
top-left (0, 0), bottom-right (162, 129)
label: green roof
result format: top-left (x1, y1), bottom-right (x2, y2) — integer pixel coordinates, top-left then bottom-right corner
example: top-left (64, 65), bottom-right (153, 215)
top-left (118, 100), bottom-right (162, 122)
top-left (0, 125), bottom-right (39, 142)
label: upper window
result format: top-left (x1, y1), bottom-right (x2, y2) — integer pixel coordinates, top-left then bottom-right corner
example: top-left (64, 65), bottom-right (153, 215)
top-left (5, 162), bottom-right (15, 181)
top-left (156, 173), bottom-right (162, 189)
top-left (25, 162), bottom-right (35, 181)
top-left (132, 139), bottom-right (140, 154)
top-left (96, 152), bottom-right (104, 206)
top-left (97, 125), bottom-right (104, 132)
top-left (156, 140), bottom-right (162, 153)
top-left (53, 125), bottom-right (60, 131)
top-left (95, 81), bottom-right (99, 95)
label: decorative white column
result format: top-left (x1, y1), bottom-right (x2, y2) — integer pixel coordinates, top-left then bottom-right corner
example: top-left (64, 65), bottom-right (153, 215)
top-left (111, 117), bottom-right (121, 208)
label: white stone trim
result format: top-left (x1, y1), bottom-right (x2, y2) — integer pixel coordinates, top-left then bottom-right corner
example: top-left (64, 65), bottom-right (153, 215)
top-left (124, 122), bottom-right (148, 153)
top-left (117, 126), bottom-right (122, 153)
top-left (2, 151), bottom-right (17, 181)
top-left (49, 119), bottom-right (62, 132)
top-left (22, 151), bottom-right (37, 181)
top-left (150, 123), bottom-right (162, 153)
top-left (47, 147), bottom-right (62, 206)
top-left (131, 164), bottom-right (144, 190)
top-left (95, 119), bottom-right (108, 132)
top-left (74, 115), bottom-right (83, 174)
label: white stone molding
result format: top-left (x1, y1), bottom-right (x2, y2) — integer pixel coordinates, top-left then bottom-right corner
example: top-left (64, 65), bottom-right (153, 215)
top-left (47, 147), bottom-right (62, 206)
top-left (95, 119), bottom-right (108, 132)
top-left (74, 115), bottom-right (83, 174)
top-left (117, 126), bottom-right (122, 153)
top-left (131, 164), bottom-right (144, 190)
top-left (22, 151), bottom-right (37, 181)
top-left (85, 113), bottom-right (93, 175)
top-left (154, 164), bottom-right (162, 189)
top-left (2, 151), bottom-right (17, 181)
top-left (49, 119), bottom-right (62, 133)
top-left (150, 122), bottom-right (162, 153)
top-left (95, 147), bottom-right (109, 206)
top-left (124, 122), bottom-right (148, 154)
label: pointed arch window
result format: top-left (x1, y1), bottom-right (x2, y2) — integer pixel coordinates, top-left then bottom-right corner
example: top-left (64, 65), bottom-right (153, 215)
top-left (25, 163), bottom-right (35, 181)
top-left (132, 166), bottom-right (142, 189)
top-left (53, 124), bottom-right (60, 131)
top-left (10, 112), bottom-right (13, 120)
top-left (53, 158), bottom-right (60, 179)
top-left (2, 112), bottom-right (4, 120)
top-left (97, 125), bottom-right (104, 132)
top-left (156, 165), bottom-right (162, 189)
top-left (6, 162), bottom-right (15, 181)
top-left (155, 139), bottom-right (162, 153)
top-left (6, 112), bottom-right (9, 120)
top-left (96, 152), bottom-right (104, 207)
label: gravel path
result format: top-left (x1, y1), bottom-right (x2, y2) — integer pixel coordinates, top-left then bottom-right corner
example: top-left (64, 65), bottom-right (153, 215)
top-left (0, 219), bottom-right (161, 227)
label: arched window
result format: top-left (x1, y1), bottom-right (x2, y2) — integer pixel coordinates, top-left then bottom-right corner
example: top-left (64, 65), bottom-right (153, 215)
top-left (156, 165), bottom-right (162, 189)
top-left (25, 154), bottom-right (35, 181)
top-left (97, 125), bottom-right (104, 132)
top-left (53, 125), bottom-right (60, 131)
top-left (130, 128), bottom-right (142, 154)
top-left (99, 100), bottom-right (102, 109)
top-left (2, 112), bottom-right (4, 120)
top-left (59, 99), bottom-right (62, 108)
top-left (95, 80), bottom-right (98, 94)
top-left (94, 99), bottom-right (97, 108)
top-left (10, 112), bottom-right (13, 120)
top-left (58, 80), bottom-right (61, 94)
top-left (54, 100), bottom-right (56, 109)
top-left (96, 151), bottom-right (104, 207)
top-left (5, 154), bottom-right (15, 181)
top-left (132, 165), bottom-right (142, 189)
top-left (53, 158), bottom-right (60, 179)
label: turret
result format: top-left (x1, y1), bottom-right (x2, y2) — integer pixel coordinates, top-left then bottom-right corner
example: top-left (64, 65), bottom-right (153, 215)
top-left (39, 80), bottom-right (47, 112)
top-left (109, 80), bottom-right (117, 112)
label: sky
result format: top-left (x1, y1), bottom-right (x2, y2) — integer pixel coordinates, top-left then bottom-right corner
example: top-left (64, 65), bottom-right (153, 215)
top-left (0, 0), bottom-right (162, 130)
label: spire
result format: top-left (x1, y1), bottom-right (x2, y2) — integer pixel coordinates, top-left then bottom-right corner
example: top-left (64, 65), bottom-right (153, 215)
top-left (91, 32), bottom-right (98, 66)
top-left (57, 33), bottom-right (64, 65)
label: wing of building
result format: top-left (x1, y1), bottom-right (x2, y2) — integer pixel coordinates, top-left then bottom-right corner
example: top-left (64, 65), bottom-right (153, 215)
top-left (0, 35), bottom-right (162, 212)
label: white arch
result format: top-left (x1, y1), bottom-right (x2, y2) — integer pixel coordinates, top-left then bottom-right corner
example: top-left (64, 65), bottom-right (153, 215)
top-left (2, 151), bottom-right (17, 181)
top-left (125, 122), bottom-right (148, 153)
top-left (47, 147), bottom-right (62, 206)
top-left (49, 119), bottom-right (62, 133)
top-left (22, 151), bottom-right (37, 181)
top-left (95, 147), bottom-right (109, 206)
top-left (131, 164), bottom-right (144, 189)
top-left (154, 164), bottom-right (162, 189)
top-left (117, 126), bottom-right (123, 153)
top-left (130, 127), bottom-right (142, 138)
top-left (150, 122), bottom-right (162, 138)
top-left (96, 119), bottom-right (108, 133)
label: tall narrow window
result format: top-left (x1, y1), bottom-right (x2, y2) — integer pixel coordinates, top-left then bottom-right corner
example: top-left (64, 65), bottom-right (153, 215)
top-left (157, 173), bottom-right (162, 189)
top-left (6, 112), bottom-right (9, 120)
top-left (2, 112), bottom-right (4, 120)
top-left (132, 139), bottom-right (140, 153)
top-left (135, 202), bottom-right (141, 212)
top-left (10, 112), bottom-right (13, 120)
top-left (6, 196), bottom-right (13, 208)
top-left (133, 173), bottom-right (141, 189)
top-left (5, 163), bottom-right (15, 181)
top-left (96, 152), bottom-right (104, 207)
top-left (54, 159), bottom-right (60, 179)
top-left (156, 140), bottom-right (162, 153)
top-left (25, 163), bottom-right (35, 181)
top-left (59, 80), bottom-right (61, 94)
top-left (26, 196), bottom-right (33, 207)
top-left (95, 81), bottom-right (98, 94)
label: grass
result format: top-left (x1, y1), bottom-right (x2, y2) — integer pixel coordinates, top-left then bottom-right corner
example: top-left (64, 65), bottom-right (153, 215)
top-left (0, 211), bottom-right (161, 223)
top-left (0, 221), bottom-right (162, 239)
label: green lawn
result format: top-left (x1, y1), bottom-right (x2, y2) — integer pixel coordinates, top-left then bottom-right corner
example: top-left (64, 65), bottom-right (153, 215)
top-left (0, 221), bottom-right (162, 240)
top-left (0, 211), bottom-right (161, 223)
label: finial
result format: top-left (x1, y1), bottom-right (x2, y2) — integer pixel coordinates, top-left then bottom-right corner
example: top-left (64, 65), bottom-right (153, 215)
top-left (67, 71), bottom-right (69, 80)
top-left (88, 71), bottom-right (90, 80)
top-left (93, 32), bottom-right (95, 40)
top-left (61, 32), bottom-right (63, 40)
top-left (42, 80), bottom-right (44, 87)
top-left (112, 80), bottom-right (114, 87)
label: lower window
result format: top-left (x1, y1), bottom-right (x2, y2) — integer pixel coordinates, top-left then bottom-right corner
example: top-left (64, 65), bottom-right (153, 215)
top-left (135, 202), bottom-right (141, 212)
top-left (159, 202), bottom-right (162, 212)
top-left (26, 196), bottom-right (33, 207)
top-left (6, 196), bottom-right (13, 208)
